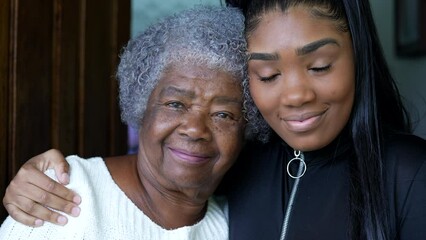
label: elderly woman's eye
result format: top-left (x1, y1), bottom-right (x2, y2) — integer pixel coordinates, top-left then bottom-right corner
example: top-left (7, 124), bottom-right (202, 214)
top-left (214, 112), bottom-right (233, 120)
top-left (166, 101), bottom-right (185, 109)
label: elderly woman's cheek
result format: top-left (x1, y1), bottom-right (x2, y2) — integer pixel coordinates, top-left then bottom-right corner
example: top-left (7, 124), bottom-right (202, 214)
top-left (140, 107), bottom-right (181, 139)
top-left (216, 121), bottom-right (245, 159)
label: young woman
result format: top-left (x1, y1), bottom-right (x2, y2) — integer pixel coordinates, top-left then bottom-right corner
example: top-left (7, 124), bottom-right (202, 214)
top-left (221, 0), bottom-right (426, 239)
top-left (4, 0), bottom-right (426, 239)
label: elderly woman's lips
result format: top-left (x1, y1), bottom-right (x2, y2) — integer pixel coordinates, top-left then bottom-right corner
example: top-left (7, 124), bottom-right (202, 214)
top-left (169, 148), bottom-right (211, 164)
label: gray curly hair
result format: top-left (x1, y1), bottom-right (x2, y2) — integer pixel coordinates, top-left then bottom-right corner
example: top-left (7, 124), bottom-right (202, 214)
top-left (242, 74), bottom-right (272, 142)
top-left (117, 5), bottom-right (248, 131)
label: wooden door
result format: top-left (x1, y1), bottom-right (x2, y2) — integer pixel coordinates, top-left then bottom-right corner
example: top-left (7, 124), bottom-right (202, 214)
top-left (0, 0), bottom-right (130, 221)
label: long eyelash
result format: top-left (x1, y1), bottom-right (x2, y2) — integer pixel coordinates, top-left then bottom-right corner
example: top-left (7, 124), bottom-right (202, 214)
top-left (259, 74), bottom-right (279, 82)
top-left (312, 65), bottom-right (331, 72)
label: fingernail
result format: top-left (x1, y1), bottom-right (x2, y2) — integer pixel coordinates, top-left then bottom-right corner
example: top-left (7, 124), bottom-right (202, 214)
top-left (61, 173), bottom-right (70, 184)
top-left (73, 195), bottom-right (81, 204)
top-left (57, 216), bottom-right (68, 225)
top-left (34, 219), bottom-right (44, 227)
top-left (71, 206), bottom-right (81, 217)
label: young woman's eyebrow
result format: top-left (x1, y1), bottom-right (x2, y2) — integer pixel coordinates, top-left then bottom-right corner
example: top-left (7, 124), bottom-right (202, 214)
top-left (248, 52), bottom-right (279, 61)
top-left (248, 38), bottom-right (338, 60)
top-left (296, 38), bottom-right (339, 56)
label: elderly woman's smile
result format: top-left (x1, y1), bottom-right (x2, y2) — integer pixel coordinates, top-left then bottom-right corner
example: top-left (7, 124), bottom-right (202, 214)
top-left (167, 147), bottom-right (215, 164)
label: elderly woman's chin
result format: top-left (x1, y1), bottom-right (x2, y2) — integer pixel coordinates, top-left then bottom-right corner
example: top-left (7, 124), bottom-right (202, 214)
top-left (161, 149), bottom-right (232, 189)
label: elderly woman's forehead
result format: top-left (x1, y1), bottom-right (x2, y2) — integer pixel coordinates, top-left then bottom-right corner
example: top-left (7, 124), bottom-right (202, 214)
top-left (163, 60), bottom-right (236, 74)
top-left (161, 62), bottom-right (237, 80)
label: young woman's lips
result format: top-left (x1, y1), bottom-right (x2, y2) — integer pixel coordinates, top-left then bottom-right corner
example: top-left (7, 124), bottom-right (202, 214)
top-left (169, 148), bottom-right (212, 164)
top-left (282, 111), bottom-right (325, 132)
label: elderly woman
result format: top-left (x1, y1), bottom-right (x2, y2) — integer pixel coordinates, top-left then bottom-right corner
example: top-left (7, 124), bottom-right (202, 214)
top-left (0, 5), bottom-right (247, 239)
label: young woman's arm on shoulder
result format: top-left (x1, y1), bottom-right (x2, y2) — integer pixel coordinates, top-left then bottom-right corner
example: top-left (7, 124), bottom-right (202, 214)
top-left (2, 149), bottom-right (81, 227)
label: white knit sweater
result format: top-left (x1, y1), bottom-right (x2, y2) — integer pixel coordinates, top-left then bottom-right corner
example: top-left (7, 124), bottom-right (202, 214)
top-left (0, 156), bottom-right (229, 240)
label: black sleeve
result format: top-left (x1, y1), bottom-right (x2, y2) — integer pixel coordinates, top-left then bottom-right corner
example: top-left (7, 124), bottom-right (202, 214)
top-left (385, 134), bottom-right (426, 239)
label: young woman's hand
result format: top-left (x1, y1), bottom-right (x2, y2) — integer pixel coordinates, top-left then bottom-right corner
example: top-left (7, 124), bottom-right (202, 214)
top-left (3, 149), bottom-right (81, 227)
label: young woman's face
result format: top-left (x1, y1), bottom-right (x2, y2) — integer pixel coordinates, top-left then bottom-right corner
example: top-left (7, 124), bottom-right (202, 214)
top-left (248, 6), bottom-right (355, 151)
top-left (138, 63), bottom-right (245, 199)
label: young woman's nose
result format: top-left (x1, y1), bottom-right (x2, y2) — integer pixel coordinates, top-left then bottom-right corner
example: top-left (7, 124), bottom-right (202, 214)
top-left (178, 111), bottom-right (212, 141)
top-left (279, 72), bottom-right (315, 107)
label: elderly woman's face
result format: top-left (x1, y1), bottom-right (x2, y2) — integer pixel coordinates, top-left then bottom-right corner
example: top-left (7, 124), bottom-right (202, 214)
top-left (138, 64), bottom-right (245, 197)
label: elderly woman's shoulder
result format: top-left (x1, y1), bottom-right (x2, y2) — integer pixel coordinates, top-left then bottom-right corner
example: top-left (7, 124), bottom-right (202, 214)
top-left (65, 155), bottom-right (106, 172)
top-left (55, 155), bottom-right (111, 189)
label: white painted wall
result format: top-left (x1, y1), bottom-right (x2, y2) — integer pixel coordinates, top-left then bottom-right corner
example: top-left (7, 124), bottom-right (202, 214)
top-left (370, 0), bottom-right (426, 138)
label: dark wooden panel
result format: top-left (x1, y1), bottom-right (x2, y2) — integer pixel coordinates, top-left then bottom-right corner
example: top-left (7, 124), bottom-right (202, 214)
top-left (110, 0), bottom-right (130, 156)
top-left (81, 0), bottom-right (128, 157)
top-left (0, 0), bottom-right (11, 222)
top-left (81, 0), bottom-right (113, 157)
top-left (14, 0), bottom-right (53, 166)
top-left (54, 0), bottom-right (128, 158)
top-left (51, 0), bottom-right (80, 156)
top-left (0, 0), bottom-right (129, 222)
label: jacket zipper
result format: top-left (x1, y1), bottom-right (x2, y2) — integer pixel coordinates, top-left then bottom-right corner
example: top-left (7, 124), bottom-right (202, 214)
top-left (279, 152), bottom-right (305, 240)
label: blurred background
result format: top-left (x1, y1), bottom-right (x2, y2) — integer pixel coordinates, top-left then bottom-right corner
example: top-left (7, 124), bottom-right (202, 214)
top-left (1, 0), bottom-right (425, 221)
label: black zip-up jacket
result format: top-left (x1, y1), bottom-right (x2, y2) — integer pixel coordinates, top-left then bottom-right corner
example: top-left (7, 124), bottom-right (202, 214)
top-left (219, 133), bottom-right (426, 239)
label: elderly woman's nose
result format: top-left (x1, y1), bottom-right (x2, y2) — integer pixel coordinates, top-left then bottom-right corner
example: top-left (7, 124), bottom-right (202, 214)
top-left (178, 112), bottom-right (212, 141)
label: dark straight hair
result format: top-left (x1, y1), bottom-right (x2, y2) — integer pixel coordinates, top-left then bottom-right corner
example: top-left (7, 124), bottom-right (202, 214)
top-left (224, 0), bottom-right (411, 239)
